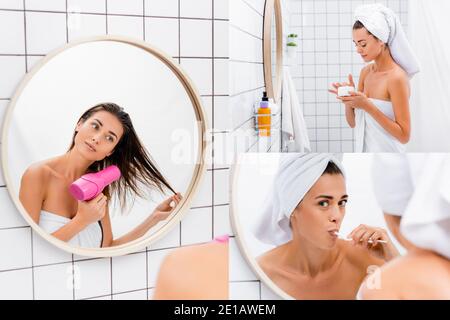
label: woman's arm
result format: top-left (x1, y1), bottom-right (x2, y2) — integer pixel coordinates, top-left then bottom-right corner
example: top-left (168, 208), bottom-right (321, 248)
top-left (105, 193), bottom-right (182, 247)
top-left (19, 166), bottom-right (46, 224)
top-left (361, 74), bottom-right (411, 144)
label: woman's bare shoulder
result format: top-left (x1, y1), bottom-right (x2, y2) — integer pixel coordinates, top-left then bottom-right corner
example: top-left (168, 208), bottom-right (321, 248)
top-left (22, 158), bottom-right (59, 185)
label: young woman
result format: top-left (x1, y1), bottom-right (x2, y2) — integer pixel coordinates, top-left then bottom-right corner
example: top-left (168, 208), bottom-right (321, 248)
top-left (358, 154), bottom-right (450, 299)
top-left (254, 154), bottom-right (399, 299)
top-left (19, 103), bottom-right (182, 248)
top-left (329, 4), bottom-right (420, 152)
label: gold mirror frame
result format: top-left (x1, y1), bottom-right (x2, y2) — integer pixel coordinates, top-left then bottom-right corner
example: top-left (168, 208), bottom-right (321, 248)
top-left (263, 0), bottom-right (283, 104)
top-left (1, 35), bottom-right (209, 258)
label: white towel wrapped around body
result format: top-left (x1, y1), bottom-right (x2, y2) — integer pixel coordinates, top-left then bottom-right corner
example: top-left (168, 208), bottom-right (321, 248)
top-left (372, 154), bottom-right (450, 259)
top-left (254, 154), bottom-right (345, 246)
top-left (354, 3), bottom-right (420, 78)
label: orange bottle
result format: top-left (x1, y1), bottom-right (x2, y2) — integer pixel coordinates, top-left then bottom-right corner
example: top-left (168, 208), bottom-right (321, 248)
top-left (258, 92), bottom-right (271, 137)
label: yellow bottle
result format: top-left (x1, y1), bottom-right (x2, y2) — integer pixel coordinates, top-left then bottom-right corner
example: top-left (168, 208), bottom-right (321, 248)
top-left (258, 92), bottom-right (271, 137)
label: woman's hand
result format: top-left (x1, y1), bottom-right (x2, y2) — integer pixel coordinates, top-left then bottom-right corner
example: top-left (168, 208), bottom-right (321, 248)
top-left (151, 192), bottom-right (183, 223)
top-left (328, 74), bottom-right (356, 96)
top-left (74, 193), bottom-right (107, 227)
top-left (347, 224), bottom-right (400, 261)
top-left (337, 91), bottom-right (372, 111)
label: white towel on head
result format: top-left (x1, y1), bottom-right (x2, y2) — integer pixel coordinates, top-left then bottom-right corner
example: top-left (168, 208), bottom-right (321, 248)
top-left (372, 154), bottom-right (450, 259)
top-left (354, 3), bottom-right (420, 78)
top-left (254, 154), bottom-right (345, 246)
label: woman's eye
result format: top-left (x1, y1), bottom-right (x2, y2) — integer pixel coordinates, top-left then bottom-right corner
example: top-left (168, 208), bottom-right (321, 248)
top-left (106, 135), bottom-right (114, 142)
top-left (339, 200), bottom-right (348, 207)
top-left (318, 201), bottom-right (329, 208)
top-left (91, 123), bottom-right (98, 129)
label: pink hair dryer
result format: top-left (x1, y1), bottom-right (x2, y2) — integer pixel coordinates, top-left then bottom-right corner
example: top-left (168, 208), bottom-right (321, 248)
top-left (69, 165), bottom-right (121, 201)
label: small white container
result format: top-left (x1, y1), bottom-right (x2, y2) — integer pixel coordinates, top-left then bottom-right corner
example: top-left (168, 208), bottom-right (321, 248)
top-left (338, 86), bottom-right (355, 97)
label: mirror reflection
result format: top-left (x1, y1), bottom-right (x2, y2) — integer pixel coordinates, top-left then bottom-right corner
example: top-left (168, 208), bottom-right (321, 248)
top-left (4, 39), bottom-right (202, 251)
top-left (232, 153), bottom-right (410, 300)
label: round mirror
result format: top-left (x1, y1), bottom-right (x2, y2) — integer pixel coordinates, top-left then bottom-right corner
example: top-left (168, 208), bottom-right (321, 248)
top-left (264, 0), bottom-right (283, 103)
top-left (231, 153), bottom-right (406, 300)
top-left (1, 36), bottom-right (208, 257)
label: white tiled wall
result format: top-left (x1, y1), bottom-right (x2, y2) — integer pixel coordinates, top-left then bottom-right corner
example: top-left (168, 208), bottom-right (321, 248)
top-left (228, 0), bottom-right (294, 299)
top-left (0, 0), bottom-right (230, 300)
top-left (288, 0), bottom-right (409, 152)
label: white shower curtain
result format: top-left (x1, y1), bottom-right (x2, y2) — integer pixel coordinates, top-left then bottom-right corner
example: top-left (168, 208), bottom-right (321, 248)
top-left (408, 0), bottom-right (450, 152)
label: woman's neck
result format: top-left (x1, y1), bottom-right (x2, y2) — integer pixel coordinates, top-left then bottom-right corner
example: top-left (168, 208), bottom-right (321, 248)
top-left (57, 149), bottom-right (94, 181)
top-left (280, 235), bottom-right (341, 278)
top-left (373, 47), bottom-right (396, 72)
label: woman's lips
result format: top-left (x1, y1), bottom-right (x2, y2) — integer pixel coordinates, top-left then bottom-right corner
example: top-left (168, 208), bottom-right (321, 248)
top-left (85, 141), bottom-right (96, 152)
top-left (328, 230), bottom-right (338, 239)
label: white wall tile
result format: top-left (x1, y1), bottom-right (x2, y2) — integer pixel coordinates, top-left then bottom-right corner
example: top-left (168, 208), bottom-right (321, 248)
top-left (213, 169), bottom-right (229, 205)
top-left (214, 0), bottom-right (229, 20)
top-left (0, 228), bottom-right (32, 271)
top-left (26, 12), bottom-right (66, 55)
top-left (229, 281), bottom-right (260, 300)
top-left (111, 253), bottom-right (147, 294)
top-left (180, 0), bottom-right (212, 19)
top-left (34, 263), bottom-right (74, 300)
top-left (145, 17), bottom-right (179, 57)
top-left (0, 0), bottom-right (23, 9)
top-left (191, 170), bottom-right (213, 207)
top-left (0, 189), bottom-right (28, 229)
top-left (260, 282), bottom-right (282, 300)
top-left (213, 205), bottom-right (232, 237)
top-left (108, 15), bottom-right (143, 39)
top-left (107, 0), bottom-right (142, 15)
top-left (32, 230), bottom-right (73, 266)
top-left (180, 58), bottom-right (213, 95)
top-left (25, 0), bottom-right (66, 11)
top-left (180, 207), bottom-right (212, 245)
top-left (113, 290), bottom-right (147, 300)
top-left (68, 13), bottom-right (106, 41)
top-left (144, 0), bottom-right (178, 17)
top-left (214, 59), bottom-right (229, 95)
top-left (0, 269), bottom-right (33, 299)
top-left (147, 248), bottom-right (173, 288)
top-left (0, 11), bottom-right (25, 54)
top-left (0, 56), bottom-right (25, 98)
top-left (180, 19), bottom-right (212, 57)
top-left (67, 0), bottom-right (106, 14)
top-left (229, 238), bottom-right (257, 281)
top-left (214, 20), bottom-right (228, 57)
top-left (74, 258), bottom-right (111, 299)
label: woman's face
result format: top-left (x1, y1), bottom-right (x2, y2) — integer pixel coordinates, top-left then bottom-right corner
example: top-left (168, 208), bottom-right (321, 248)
top-left (352, 27), bottom-right (385, 63)
top-left (291, 173), bottom-right (348, 250)
top-left (74, 110), bottom-right (124, 161)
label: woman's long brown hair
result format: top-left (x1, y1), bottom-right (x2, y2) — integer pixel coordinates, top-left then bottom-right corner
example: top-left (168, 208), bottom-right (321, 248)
top-left (69, 103), bottom-right (176, 210)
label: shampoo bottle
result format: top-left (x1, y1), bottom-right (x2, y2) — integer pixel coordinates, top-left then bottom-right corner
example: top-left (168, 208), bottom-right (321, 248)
top-left (257, 91), bottom-right (271, 137)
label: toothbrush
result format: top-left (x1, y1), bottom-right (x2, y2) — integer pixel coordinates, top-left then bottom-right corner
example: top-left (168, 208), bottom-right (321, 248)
top-left (334, 232), bottom-right (388, 244)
